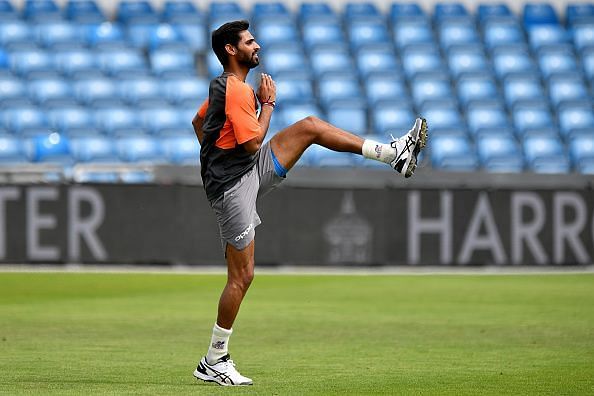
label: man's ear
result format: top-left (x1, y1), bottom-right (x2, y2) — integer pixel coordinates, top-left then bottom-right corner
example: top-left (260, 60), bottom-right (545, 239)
top-left (225, 44), bottom-right (236, 56)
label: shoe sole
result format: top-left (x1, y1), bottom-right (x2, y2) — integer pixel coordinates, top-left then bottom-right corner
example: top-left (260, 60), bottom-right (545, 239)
top-left (404, 117), bottom-right (428, 178)
top-left (193, 369), bottom-right (253, 387)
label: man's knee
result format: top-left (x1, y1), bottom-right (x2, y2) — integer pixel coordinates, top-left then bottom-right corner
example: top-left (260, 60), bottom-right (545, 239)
top-left (298, 115), bottom-right (322, 132)
top-left (230, 267), bottom-right (254, 292)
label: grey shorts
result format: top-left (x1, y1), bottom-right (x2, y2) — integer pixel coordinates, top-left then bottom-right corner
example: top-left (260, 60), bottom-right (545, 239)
top-left (210, 141), bottom-right (285, 253)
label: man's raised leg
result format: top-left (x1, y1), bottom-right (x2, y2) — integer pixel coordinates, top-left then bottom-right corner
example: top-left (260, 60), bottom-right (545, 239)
top-left (270, 116), bottom-right (427, 177)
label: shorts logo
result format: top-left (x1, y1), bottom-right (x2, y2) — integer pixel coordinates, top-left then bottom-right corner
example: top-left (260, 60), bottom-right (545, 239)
top-left (235, 223), bottom-right (253, 242)
top-left (374, 145), bottom-right (382, 159)
top-left (212, 341), bottom-right (226, 350)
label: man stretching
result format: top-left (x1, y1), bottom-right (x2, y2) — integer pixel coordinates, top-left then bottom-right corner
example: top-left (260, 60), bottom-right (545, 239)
top-left (191, 20), bottom-right (428, 386)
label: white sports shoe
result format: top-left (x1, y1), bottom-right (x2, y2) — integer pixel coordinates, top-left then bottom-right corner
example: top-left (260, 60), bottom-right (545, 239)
top-left (193, 354), bottom-right (253, 386)
top-left (390, 117), bottom-right (428, 178)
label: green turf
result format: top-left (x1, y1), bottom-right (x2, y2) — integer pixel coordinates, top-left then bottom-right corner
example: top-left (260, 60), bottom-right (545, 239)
top-left (0, 272), bottom-right (592, 395)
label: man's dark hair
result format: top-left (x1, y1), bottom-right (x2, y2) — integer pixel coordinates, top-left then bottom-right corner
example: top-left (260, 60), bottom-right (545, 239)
top-left (212, 20), bottom-right (250, 66)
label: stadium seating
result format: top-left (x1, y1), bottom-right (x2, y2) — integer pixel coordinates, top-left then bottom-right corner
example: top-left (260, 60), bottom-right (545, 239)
top-left (0, 0), bottom-right (592, 177)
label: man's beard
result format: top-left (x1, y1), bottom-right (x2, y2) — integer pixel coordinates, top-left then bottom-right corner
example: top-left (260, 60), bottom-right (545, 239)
top-left (238, 52), bottom-right (259, 69)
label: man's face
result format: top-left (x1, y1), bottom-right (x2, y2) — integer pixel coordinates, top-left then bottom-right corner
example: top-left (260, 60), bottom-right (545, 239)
top-left (233, 30), bottom-right (260, 68)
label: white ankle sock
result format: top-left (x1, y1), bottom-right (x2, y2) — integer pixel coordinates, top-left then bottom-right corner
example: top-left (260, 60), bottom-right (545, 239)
top-left (206, 323), bottom-right (232, 364)
top-left (362, 139), bottom-right (397, 164)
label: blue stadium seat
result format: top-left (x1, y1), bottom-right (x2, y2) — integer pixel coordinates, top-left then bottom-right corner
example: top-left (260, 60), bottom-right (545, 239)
top-left (0, 48), bottom-right (7, 71)
top-left (118, 77), bottom-right (162, 107)
top-left (73, 78), bottom-right (119, 107)
top-left (65, 0), bottom-right (104, 23)
top-left (253, 2), bottom-right (289, 19)
top-left (310, 47), bottom-right (354, 77)
top-left (434, 3), bottom-right (469, 24)
top-left (256, 19), bottom-right (299, 48)
top-left (162, 0), bottom-right (203, 23)
top-left (0, 0), bottom-right (16, 21)
top-left (558, 103), bottom-right (594, 138)
top-left (54, 49), bottom-right (99, 78)
top-left (502, 76), bottom-right (545, 108)
top-left (356, 47), bottom-right (398, 79)
top-left (456, 75), bottom-right (498, 107)
top-left (116, 136), bottom-right (166, 163)
top-left (371, 101), bottom-right (415, 135)
top-left (512, 102), bottom-right (554, 137)
top-left (28, 78), bottom-right (75, 107)
top-left (0, 135), bottom-right (27, 163)
top-left (162, 77), bottom-right (209, 105)
top-left (162, 135), bottom-right (199, 165)
top-left (70, 136), bottom-right (119, 162)
top-left (126, 23), bottom-right (153, 48)
top-left (29, 133), bottom-right (73, 164)
top-left (528, 25), bottom-right (568, 52)
top-left (117, 0), bottom-right (158, 24)
top-left (23, 0), bottom-right (62, 21)
top-left (174, 24), bottom-right (207, 52)
top-left (482, 19), bottom-right (525, 51)
top-left (365, 75), bottom-right (408, 107)
top-left (140, 107), bottom-right (187, 135)
top-left (411, 74), bottom-right (452, 108)
top-left (569, 136), bottom-right (594, 173)
top-left (538, 48), bottom-right (578, 79)
top-left (567, 4), bottom-right (594, 26)
top-left (6, 106), bottom-right (48, 135)
top-left (572, 25), bottom-right (594, 53)
top-left (210, 1), bottom-right (243, 17)
top-left (326, 101), bottom-right (367, 135)
top-left (0, 21), bottom-right (34, 50)
top-left (447, 45), bottom-right (489, 79)
top-left (438, 19), bottom-right (480, 51)
top-left (35, 22), bottom-right (86, 49)
top-left (0, 76), bottom-right (28, 106)
top-left (263, 47), bottom-right (308, 76)
top-left (582, 49), bottom-right (594, 80)
top-left (302, 21), bottom-right (344, 51)
top-left (548, 75), bottom-right (589, 109)
top-left (306, 145), bottom-right (358, 167)
top-left (477, 135), bottom-right (524, 172)
top-left (422, 101), bottom-right (463, 131)
top-left (278, 103), bottom-right (323, 128)
top-left (97, 49), bottom-right (147, 77)
top-left (299, 2), bottom-right (336, 23)
top-left (402, 46), bottom-right (445, 78)
top-left (344, 2), bottom-right (381, 23)
top-left (390, 3), bottom-right (426, 22)
top-left (318, 75), bottom-right (362, 108)
top-left (95, 107), bottom-right (141, 136)
top-left (523, 136), bottom-right (569, 173)
top-left (466, 102), bottom-right (510, 136)
top-left (492, 46), bottom-right (537, 79)
top-left (477, 4), bottom-right (513, 23)
top-left (393, 20), bottom-right (435, 51)
top-left (10, 50), bottom-right (54, 78)
top-left (47, 106), bottom-right (97, 136)
top-left (149, 24), bottom-right (187, 51)
top-left (206, 52), bottom-right (223, 78)
top-left (150, 49), bottom-right (195, 77)
top-left (523, 3), bottom-right (559, 28)
top-left (87, 23), bottom-right (127, 49)
top-left (430, 135), bottom-right (478, 171)
top-left (348, 20), bottom-right (391, 51)
top-left (275, 76), bottom-right (314, 104)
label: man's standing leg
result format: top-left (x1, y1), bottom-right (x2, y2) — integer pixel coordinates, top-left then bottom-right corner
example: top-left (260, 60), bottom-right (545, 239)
top-left (206, 241), bottom-right (254, 363)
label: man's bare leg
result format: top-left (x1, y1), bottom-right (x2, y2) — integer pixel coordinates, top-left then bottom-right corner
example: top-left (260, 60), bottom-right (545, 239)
top-left (270, 116), bottom-right (428, 177)
top-left (270, 116), bottom-right (364, 170)
top-left (217, 241), bottom-right (255, 329)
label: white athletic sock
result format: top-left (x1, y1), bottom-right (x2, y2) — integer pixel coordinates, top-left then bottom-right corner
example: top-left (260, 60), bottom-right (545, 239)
top-left (206, 323), bottom-right (232, 365)
top-left (362, 139), bottom-right (397, 164)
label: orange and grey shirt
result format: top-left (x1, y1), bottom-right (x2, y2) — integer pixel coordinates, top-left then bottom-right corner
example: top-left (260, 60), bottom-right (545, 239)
top-left (198, 72), bottom-right (261, 201)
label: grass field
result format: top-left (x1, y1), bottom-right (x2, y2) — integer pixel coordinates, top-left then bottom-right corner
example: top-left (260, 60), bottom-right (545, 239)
top-left (0, 272), bottom-right (593, 395)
